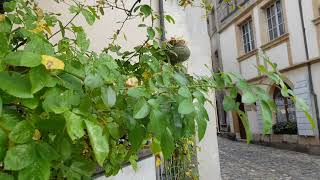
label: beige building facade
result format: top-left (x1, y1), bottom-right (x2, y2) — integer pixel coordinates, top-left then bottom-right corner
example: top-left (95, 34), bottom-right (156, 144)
top-left (209, 0), bottom-right (320, 153)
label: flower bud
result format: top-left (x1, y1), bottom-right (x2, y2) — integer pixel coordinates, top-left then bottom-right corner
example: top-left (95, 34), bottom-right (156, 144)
top-left (126, 77), bottom-right (139, 87)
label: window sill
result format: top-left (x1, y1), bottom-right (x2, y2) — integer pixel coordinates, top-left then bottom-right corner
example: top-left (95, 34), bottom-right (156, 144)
top-left (261, 33), bottom-right (289, 51)
top-left (237, 48), bottom-right (258, 62)
top-left (313, 16), bottom-right (320, 25)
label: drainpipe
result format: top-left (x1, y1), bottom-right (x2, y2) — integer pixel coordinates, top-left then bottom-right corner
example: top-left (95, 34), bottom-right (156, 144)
top-left (298, 0), bottom-right (320, 136)
top-left (159, 0), bottom-right (166, 41)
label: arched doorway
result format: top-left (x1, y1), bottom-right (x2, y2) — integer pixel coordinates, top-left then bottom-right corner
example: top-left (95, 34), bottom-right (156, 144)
top-left (236, 94), bottom-right (246, 139)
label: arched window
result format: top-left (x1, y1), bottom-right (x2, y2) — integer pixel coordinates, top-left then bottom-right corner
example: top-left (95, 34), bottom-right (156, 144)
top-left (273, 87), bottom-right (296, 123)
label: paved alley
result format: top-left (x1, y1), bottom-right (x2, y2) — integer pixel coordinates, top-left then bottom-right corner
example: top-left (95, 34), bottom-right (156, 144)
top-left (218, 137), bottom-right (320, 180)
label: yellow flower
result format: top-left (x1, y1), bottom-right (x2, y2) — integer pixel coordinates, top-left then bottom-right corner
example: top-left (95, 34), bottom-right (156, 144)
top-left (155, 155), bottom-right (161, 167)
top-left (41, 55), bottom-right (65, 70)
top-left (32, 129), bottom-right (41, 141)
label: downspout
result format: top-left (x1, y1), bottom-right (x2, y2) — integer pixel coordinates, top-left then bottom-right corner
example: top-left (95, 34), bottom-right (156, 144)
top-left (159, 0), bottom-right (166, 41)
top-left (298, 0), bottom-right (320, 136)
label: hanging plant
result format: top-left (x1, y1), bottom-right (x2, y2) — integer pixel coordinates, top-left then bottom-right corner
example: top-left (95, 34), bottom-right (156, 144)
top-left (166, 38), bottom-right (191, 65)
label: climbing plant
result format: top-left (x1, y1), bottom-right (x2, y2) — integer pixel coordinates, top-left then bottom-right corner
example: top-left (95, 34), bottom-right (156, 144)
top-left (0, 0), bottom-right (314, 179)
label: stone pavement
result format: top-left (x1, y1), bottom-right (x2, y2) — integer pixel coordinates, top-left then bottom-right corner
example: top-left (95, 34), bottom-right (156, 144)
top-left (218, 137), bottom-right (320, 180)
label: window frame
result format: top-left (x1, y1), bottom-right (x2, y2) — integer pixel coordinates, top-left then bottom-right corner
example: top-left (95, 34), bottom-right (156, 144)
top-left (240, 19), bottom-right (255, 54)
top-left (265, 0), bottom-right (285, 41)
top-left (273, 86), bottom-right (297, 123)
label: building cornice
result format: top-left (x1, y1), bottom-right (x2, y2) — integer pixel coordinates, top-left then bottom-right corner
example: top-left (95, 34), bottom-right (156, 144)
top-left (260, 33), bottom-right (289, 51)
top-left (247, 57), bottom-right (320, 83)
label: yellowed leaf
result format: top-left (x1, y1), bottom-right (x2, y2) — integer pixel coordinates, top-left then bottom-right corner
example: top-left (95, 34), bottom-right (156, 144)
top-left (41, 55), bottom-right (65, 70)
top-left (155, 155), bottom-right (161, 167)
top-left (32, 129), bottom-right (41, 141)
top-left (29, 22), bottom-right (52, 35)
top-left (0, 15), bottom-right (5, 22)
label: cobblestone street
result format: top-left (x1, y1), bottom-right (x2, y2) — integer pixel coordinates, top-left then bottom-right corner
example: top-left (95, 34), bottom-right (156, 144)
top-left (218, 137), bottom-right (320, 180)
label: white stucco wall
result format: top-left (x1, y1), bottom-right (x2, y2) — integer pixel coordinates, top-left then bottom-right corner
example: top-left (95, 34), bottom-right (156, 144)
top-left (285, 0), bottom-right (306, 64)
top-left (96, 157), bottom-right (156, 180)
top-left (164, 1), bottom-right (221, 179)
top-left (219, 25), bottom-right (239, 74)
top-left (300, 0), bottom-right (320, 59)
top-left (39, 0), bottom-right (153, 52)
top-left (240, 56), bottom-right (258, 79)
top-left (265, 43), bottom-right (289, 70)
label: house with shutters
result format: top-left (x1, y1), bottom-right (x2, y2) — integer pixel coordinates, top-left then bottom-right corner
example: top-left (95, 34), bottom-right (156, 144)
top-left (207, 0), bottom-right (320, 154)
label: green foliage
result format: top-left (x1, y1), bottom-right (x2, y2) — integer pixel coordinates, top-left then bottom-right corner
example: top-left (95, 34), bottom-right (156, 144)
top-left (272, 121), bottom-right (297, 135)
top-left (0, 0), bottom-right (314, 179)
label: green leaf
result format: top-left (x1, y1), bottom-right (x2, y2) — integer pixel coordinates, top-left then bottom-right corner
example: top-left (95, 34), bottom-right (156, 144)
top-left (0, 72), bottom-right (33, 98)
top-left (178, 99), bottom-right (195, 114)
top-left (64, 111), bottom-right (85, 141)
top-left (4, 144), bottom-right (36, 170)
top-left (147, 27), bottom-right (155, 39)
top-left (129, 155), bottom-right (138, 171)
top-left (173, 73), bottom-right (188, 85)
top-left (223, 96), bottom-right (237, 111)
top-left (0, 18), bottom-right (12, 33)
top-left (0, 95), bottom-right (2, 117)
top-left (237, 110), bottom-right (252, 144)
top-left (29, 66), bottom-right (57, 94)
top-left (0, 128), bottom-right (8, 161)
top-left (161, 128), bottom-right (174, 159)
top-left (196, 105), bottom-right (208, 141)
top-left (36, 142), bottom-right (59, 161)
top-left (81, 9), bottom-right (95, 25)
top-left (164, 15), bottom-right (175, 24)
top-left (22, 98), bottom-right (39, 109)
top-left (69, 159), bottom-right (96, 177)
top-left (260, 100), bottom-right (272, 134)
top-left (133, 99), bottom-right (150, 119)
top-left (129, 125), bottom-right (146, 151)
top-left (3, 1), bottom-right (17, 12)
top-left (0, 172), bottom-right (14, 180)
top-left (24, 36), bottom-right (54, 55)
top-left (42, 88), bottom-right (72, 114)
top-left (101, 86), bottom-right (117, 107)
top-left (3, 51), bottom-right (41, 67)
top-left (242, 91), bottom-right (256, 104)
top-left (84, 73), bottom-right (103, 89)
top-left (140, 5), bottom-right (152, 17)
top-left (85, 120), bottom-right (109, 166)
top-left (148, 110), bottom-right (169, 138)
top-left (128, 87), bottom-right (149, 98)
top-left (178, 87), bottom-right (192, 98)
top-left (0, 33), bottom-right (10, 58)
top-left (151, 138), bottom-right (161, 154)
top-left (9, 121), bottom-right (34, 144)
top-left (107, 122), bottom-right (120, 139)
top-left (304, 111), bottom-right (316, 129)
top-left (18, 159), bottom-right (50, 180)
top-left (76, 28), bottom-right (90, 52)
top-left (0, 110), bottom-right (20, 131)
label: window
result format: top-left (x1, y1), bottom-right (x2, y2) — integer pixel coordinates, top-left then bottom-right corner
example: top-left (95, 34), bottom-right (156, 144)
top-left (241, 19), bottom-right (255, 53)
top-left (274, 87), bottom-right (296, 123)
top-left (266, 0), bottom-right (285, 41)
top-left (218, 0), bottom-right (237, 22)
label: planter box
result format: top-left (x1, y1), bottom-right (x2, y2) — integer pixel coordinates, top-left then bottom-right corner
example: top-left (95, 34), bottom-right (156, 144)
top-left (282, 134), bottom-right (298, 144)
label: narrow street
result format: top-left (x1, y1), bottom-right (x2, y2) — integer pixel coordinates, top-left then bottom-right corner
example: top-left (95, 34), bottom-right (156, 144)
top-left (218, 137), bottom-right (320, 180)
